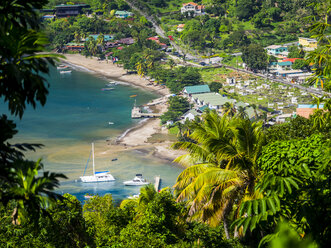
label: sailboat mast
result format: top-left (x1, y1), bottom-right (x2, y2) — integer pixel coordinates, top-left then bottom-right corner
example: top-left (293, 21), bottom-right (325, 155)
top-left (92, 142), bottom-right (95, 175)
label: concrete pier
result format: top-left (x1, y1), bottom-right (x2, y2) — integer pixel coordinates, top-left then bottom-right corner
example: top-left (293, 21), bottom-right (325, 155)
top-left (154, 176), bottom-right (161, 192)
top-left (131, 107), bottom-right (161, 118)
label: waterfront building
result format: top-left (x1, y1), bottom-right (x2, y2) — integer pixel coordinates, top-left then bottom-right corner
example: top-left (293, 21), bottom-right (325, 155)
top-left (183, 85), bottom-right (211, 96)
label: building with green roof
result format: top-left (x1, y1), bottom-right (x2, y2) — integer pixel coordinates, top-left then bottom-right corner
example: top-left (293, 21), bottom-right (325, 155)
top-left (183, 85), bottom-right (210, 95)
top-left (115, 10), bottom-right (134, 18)
top-left (192, 93), bottom-right (235, 110)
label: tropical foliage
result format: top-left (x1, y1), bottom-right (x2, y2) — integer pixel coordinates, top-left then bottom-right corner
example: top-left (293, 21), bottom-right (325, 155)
top-left (173, 110), bottom-right (266, 239)
top-left (234, 134), bottom-right (330, 247)
top-left (0, 0), bottom-right (65, 227)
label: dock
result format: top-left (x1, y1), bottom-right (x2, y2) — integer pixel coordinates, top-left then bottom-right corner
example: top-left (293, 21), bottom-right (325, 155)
top-left (154, 176), bottom-right (161, 192)
top-left (131, 107), bottom-right (161, 119)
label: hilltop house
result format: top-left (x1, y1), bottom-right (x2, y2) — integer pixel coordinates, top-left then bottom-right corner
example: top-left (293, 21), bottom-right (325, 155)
top-left (147, 36), bottom-right (167, 49)
top-left (183, 85), bottom-right (211, 96)
top-left (55, 4), bottom-right (90, 18)
top-left (115, 10), bottom-right (134, 18)
top-left (281, 58), bottom-right (303, 63)
top-left (298, 37), bottom-right (317, 51)
top-left (296, 104), bottom-right (323, 118)
top-left (276, 61), bottom-right (292, 70)
top-left (177, 24), bottom-right (185, 32)
top-left (181, 2), bottom-right (205, 16)
top-left (182, 109), bottom-right (201, 121)
top-left (265, 45), bottom-right (288, 56)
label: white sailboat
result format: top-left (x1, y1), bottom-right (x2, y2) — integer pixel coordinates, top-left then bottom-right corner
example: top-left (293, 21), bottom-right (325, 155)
top-left (80, 143), bottom-right (115, 183)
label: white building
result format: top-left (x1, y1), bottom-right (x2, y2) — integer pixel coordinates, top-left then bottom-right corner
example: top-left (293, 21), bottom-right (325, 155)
top-left (181, 2), bottom-right (205, 16)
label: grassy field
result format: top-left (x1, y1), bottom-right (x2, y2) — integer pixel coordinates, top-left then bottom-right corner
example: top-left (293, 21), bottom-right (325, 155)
top-left (199, 67), bottom-right (234, 83)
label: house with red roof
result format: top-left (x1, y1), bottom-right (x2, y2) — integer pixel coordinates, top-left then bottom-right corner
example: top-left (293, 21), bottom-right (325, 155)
top-left (177, 24), bottom-right (185, 32)
top-left (147, 36), bottom-right (168, 49)
top-left (281, 58), bottom-right (303, 63)
top-left (181, 2), bottom-right (205, 16)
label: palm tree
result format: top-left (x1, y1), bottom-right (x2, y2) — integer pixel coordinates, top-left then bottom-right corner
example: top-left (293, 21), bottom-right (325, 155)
top-left (236, 106), bottom-right (248, 119)
top-left (249, 104), bottom-right (259, 120)
top-left (311, 94), bottom-right (325, 109)
top-left (222, 102), bottom-right (236, 117)
top-left (74, 31), bottom-right (81, 43)
top-left (9, 160), bottom-right (66, 224)
top-left (173, 111), bottom-right (266, 238)
top-left (138, 184), bottom-right (157, 208)
top-left (96, 33), bottom-right (105, 51)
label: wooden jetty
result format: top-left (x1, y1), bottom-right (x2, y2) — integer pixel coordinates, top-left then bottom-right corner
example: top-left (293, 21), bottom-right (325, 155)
top-left (154, 176), bottom-right (161, 192)
top-left (131, 107), bottom-right (161, 119)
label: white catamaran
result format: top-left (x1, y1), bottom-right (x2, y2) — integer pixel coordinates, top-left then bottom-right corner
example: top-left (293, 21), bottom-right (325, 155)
top-left (80, 143), bottom-right (115, 183)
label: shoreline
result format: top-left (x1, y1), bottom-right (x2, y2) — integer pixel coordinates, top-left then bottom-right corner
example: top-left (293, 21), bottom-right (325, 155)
top-left (61, 54), bottom-right (169, 97)
top-left (61, 53), bottom-right (185, 162)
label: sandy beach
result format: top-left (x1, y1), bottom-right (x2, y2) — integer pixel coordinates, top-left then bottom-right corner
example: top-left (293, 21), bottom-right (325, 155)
top-left (62, 54), bottom-right (185, 162)
top-left (63, 54), bottom-right (170, 96)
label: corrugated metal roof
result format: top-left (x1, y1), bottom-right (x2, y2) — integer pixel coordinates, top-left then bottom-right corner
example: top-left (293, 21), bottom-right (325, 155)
top-left (184, 85), bottom-right (210, 94)
top-left (278, 61), bottom-right (292, 66)
top-left (193, 93), bottom-right (235, 106)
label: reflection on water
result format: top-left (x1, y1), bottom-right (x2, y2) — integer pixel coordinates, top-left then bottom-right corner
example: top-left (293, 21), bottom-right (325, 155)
top-left (0, 67), bottom-right (182, 201)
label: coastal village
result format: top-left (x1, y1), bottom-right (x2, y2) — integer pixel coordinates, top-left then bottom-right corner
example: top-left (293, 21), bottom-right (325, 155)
top-left (40, 1), bottom-right (326, 135)
top-left (1, 0), bottom-right (330, 247)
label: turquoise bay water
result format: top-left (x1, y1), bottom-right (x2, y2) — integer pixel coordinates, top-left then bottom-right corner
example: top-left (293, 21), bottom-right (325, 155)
top-left (0, 66), bottom-right (182, 202)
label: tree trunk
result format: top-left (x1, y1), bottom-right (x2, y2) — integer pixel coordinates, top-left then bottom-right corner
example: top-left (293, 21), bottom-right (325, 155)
top-left (223, 218), bottom-right (230, 239)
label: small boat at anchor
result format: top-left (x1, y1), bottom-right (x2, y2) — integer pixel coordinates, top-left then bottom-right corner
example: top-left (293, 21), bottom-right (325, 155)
top-left (57, 64), bottom-right (69, 70)
top-left (101, 88), bottom-right (114, 91)
top-left (106, 81), bottom-right (118, 86)
top-left (84, 194), bottom-right (95, 199)
top-left (60, 70), bottom-right (72, 74)
top-left (123, 174), bottom-right (149, 186)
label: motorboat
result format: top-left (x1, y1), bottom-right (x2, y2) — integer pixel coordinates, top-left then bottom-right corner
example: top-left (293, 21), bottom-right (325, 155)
top-left (101, 87), bottom-right (114, 91)
top-left (128, 194), bottom-right (140, 199)
top-left (84, 194), bottom-right (95, 199)
top-left (60, 70), bottom-right (72, 74)
top-left (57, 64), bottom-right (69, 70)
top-left (106, 81), bottom-right (118, 86)
top-left (80, 143), bottom-right (116, 183)
top-left (123, 174), bottom-right (149, 186)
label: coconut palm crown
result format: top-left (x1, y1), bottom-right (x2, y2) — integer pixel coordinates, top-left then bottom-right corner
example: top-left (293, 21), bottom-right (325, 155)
top-left (172, 110), bottom-right (266, 238)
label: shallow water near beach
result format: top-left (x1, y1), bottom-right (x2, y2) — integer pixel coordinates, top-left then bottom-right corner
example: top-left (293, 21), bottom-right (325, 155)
top-left (0, 66), bottom-right (182, 202)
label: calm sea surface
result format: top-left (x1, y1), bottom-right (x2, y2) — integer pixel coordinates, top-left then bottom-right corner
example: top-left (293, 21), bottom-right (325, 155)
top-left (0, 66), bottom-right (182, 202)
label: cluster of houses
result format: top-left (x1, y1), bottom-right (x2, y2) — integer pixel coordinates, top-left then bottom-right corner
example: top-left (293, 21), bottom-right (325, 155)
top-left (40, 3), bottom-right (134, 20)
top-left (169, 84), bottom-right (260, 125)
top-left (265, 37), bottom-right (318, 84)
top-left (64, 35), bottom-right (135, 53)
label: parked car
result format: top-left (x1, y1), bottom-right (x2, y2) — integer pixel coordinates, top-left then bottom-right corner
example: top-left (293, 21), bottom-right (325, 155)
top-left (199, 62), bottom-right (207, 66)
